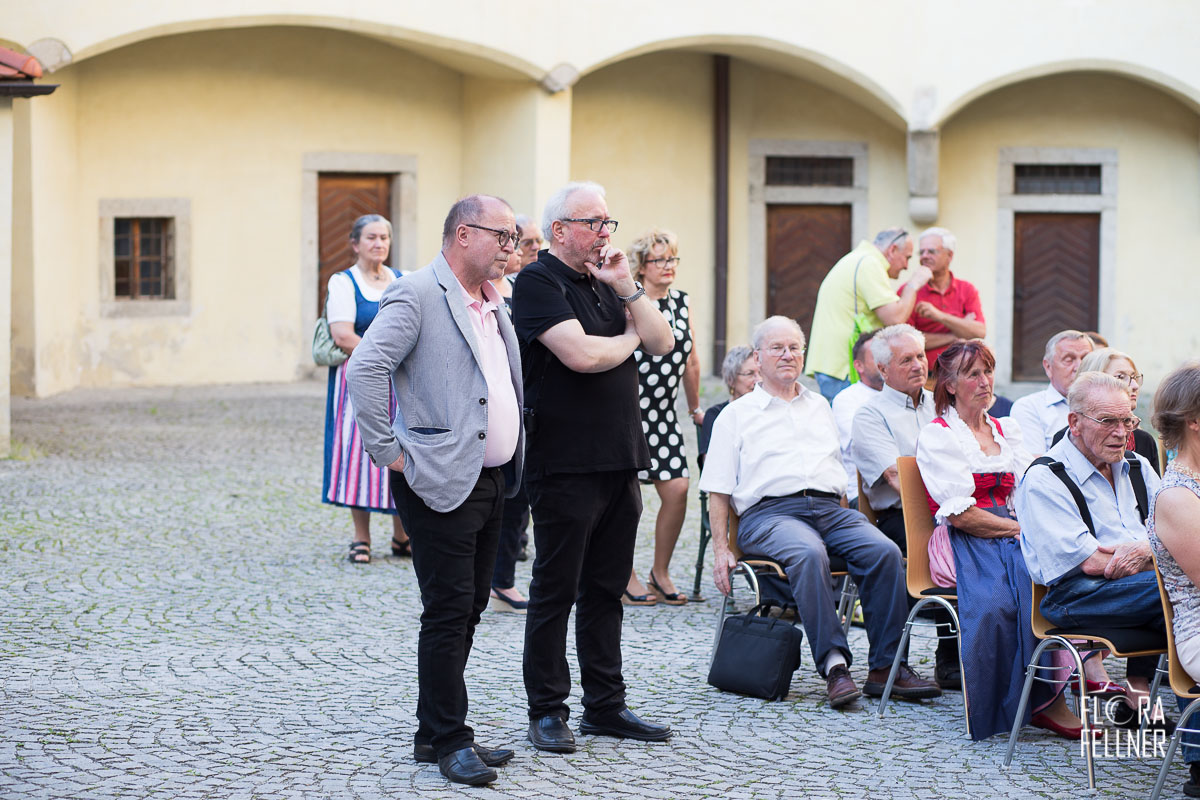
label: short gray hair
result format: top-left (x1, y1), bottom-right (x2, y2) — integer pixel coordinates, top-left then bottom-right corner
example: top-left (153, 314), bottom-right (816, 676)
top-left (870, 324), bottom-right (926, 368)
top-left (1068, 371), bottom-right (1131, 414)
top-left (721, 345), bottom-right (755, 389)
top-left (515, 214), bottom-right (539, 234)
top-left (752, 316), bottom-right (805, 351)
top-left (350, 214), bottom-right (392, 243)
top-left (872, 227), bottom-right (908, 251)
top-left (918, 226), bottom-right (956, 254)
top-left (441, 194), bottom-right (512, 245)
top-left (542, 181), bottom-right (606, 241)
top-left (1044, 329), bottom-right (1094, 362)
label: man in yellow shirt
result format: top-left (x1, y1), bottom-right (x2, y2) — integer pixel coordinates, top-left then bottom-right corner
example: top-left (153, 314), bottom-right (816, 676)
top-left (806, 228), bottom-right (932, 402)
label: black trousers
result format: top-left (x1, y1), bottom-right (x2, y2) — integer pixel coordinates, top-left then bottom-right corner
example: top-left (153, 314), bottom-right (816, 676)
top-left (491, 477), bottom-right (529, 591)
top-left (523, 470), bottom-right (642, 720)
top-left (391, 467), bottom-right (504, 758)
top-left (874, 506), bottom-right (959, 664)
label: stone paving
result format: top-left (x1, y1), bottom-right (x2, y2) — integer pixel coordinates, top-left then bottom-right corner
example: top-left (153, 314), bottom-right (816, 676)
top-left (0, 380), bottom-right (1183, 799)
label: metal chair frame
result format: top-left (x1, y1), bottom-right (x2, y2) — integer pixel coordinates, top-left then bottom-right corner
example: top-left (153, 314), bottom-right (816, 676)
top-left (874, 457), bottom-right (969, 734)
top-left (1150, 554), bottom-right (1200, 800)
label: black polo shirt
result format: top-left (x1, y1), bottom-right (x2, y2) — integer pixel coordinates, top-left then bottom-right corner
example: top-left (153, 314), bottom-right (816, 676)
top-left (511, 251), bottom-right (650, 479)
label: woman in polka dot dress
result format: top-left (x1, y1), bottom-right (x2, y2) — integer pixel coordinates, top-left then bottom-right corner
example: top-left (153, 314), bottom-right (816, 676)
top-left (625, 229), bottom-right (702, 606)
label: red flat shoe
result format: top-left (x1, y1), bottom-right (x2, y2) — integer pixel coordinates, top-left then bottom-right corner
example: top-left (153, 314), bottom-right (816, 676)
top-left (1084, 679), bottom-right (1127, 697)
top-left (1031, 712), bottom-right (1103, 740)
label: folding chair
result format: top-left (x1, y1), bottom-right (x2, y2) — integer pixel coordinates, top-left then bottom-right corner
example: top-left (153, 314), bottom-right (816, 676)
top-left (875, 457), bottom-right (968, 732)
top-left (1003, 581), bottom-right (1167, 790)
top-left (692, 422), bottom-right (711, 600)
top-left (1150, 555), bottom-right (1200, 800)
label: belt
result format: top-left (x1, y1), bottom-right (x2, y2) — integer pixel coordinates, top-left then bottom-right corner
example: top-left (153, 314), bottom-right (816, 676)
top-left (782, 489), bottom-right (840, 500)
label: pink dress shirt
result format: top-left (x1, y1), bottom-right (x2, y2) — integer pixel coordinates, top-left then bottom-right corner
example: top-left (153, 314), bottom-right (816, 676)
top-left (458, 278), bottom-right (520, 467)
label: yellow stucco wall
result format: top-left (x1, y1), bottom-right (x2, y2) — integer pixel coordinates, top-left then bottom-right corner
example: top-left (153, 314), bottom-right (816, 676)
top-left (940, 72), bottom-right (1200, 384)
top-left (21, 26), bottom-right (468, 392)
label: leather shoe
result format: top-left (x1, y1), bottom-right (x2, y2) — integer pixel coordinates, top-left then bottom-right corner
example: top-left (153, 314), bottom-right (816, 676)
top-left (935, 658), bottom-right (962, 691)
top-left (528, 715), bottom-right (576, 753)
top-left (825, 664), bottom-right (861, 708)
top-left (437, 746), bottom-right (497, 786)
top-left (414, 742), bottom-right (514, 767)
top-left (1030, 712), bottom-right (1103, 740)
top-left (578, 707), bottom-right (671, 741)
top-left (864, 662), bottom-right (941, 700)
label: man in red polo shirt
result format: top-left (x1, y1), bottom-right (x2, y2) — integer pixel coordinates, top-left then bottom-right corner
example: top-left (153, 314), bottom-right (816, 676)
top-left (908, 227), bottom-right (986, 374)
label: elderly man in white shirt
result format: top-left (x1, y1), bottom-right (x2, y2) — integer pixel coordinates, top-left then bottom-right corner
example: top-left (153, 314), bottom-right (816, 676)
top-left (1010, 330), bottom-right (1094, 454)
top-left (832, 329), bottom-right (884, 508)
top-left (701, 316), bottom-right (940, 709)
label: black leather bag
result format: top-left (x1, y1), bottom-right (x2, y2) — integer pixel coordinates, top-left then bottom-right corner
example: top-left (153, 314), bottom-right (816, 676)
top-left (707, 604), bottom-right (804, 700)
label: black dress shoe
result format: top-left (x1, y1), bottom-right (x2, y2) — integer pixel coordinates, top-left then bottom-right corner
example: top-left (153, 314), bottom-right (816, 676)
top-left (578, 707), bottom-right (671, 742)
top-left (437, 746), bottom-right (497, 786)
top-left (528, 715), bottom-right (576, 753)
top-left (935, 658), bottom-right (962, 691)
top-left (414, 742), bottom-right (514, 767)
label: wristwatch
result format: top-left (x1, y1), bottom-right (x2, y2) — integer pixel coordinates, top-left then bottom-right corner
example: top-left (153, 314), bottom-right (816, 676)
top-left (617, 282), bottom-right (645, 304)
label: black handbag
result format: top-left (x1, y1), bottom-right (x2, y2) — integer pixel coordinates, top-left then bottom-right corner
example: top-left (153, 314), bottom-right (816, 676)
top-left (707, 604), bottom-right (804, 700)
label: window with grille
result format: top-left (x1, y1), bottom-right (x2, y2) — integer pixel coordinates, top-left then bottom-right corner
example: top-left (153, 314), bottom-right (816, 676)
top-left (1014, 164), bottom-right (1102, 195)
top-left (114, 218), bottom-right (175, 299)
top-left (766, 156), bottom-right (854, 187)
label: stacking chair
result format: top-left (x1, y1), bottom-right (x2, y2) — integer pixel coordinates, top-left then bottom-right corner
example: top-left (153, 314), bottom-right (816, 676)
top-left (1003, 581), bottom-right (1167, 790)
top-left (856, 470), bottom-right (877, 526)
top-left (1150, 555), bottom-right (1200, 800)
top-left (875, 457), bottom-right (968, 733)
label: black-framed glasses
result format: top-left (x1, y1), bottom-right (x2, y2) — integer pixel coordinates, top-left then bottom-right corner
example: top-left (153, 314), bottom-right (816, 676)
top-left (464, 224), bottom-right (520, 248)
top-left (562, 217), bottom-right (619, 234)
top-left (1079, 412), bottom-right (1140, 431)
top-left (644, 256), bottom-right (680, 268)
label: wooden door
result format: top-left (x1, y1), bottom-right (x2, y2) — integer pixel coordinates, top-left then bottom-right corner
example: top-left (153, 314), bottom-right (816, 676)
top-left (767, 204), bottom-right (852, 341)
top-left (317, 174), bottom-right (392, 314)
top-left (1012, 212), bottom-right (1100, 381)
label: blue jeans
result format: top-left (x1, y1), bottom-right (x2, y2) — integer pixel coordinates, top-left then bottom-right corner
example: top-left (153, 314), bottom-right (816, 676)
top-left (1041, 571), bottom-right (1165, 680)
top-left (814, 372), bottom-right (851, 404)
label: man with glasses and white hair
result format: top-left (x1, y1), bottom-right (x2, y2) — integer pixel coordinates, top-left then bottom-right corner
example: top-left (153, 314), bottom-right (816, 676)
top-left (1015, 371), bottom-right (1165, 699)
top-left (1011, 330), bottom-right (1095, 454)
top-left (907, 227), bottom-right (986, 372)
top-left (513, 181), bottom-right (674, 754)
top-left (807, 227), bottom-right (933, 402)
top-left (702, 315), bottom-right (941, 709)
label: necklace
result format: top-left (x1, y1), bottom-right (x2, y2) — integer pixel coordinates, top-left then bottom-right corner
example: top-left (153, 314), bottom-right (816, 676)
top-left (1172, 460), bottom-right (1200, 484)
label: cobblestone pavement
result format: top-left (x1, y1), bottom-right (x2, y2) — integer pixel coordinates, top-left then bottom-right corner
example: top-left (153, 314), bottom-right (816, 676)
top-left (0, 381), bottom-right (1182, 799)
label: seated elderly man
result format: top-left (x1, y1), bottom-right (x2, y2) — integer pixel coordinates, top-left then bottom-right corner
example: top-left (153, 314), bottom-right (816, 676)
top-left (1015, 371), bottom-right (1165, 697)
top-left (701, 315), bottom-right (941, 708)
top-left (832, 330), bottom-right (883, 510)
top-left (1010, 330), bottom-right (1094, 454)
top-left (851, 324), bottom-right (960, 688)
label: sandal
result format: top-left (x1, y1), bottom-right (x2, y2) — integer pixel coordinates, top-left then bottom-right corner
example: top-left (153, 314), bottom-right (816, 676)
top-left (391, 536), bottom-right (412, 558)
top-left (348, 541), bottom-right (371, 564)
top-left (621, 589), bottom-right (657, 606)
top-left (648, 570), bottom-right (688, 606)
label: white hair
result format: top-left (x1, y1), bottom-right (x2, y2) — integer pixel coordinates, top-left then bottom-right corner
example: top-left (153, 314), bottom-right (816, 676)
top-left (752, 316), bottom-right (805, 351)
top-left (869, 324), bottom-right (926, 368)
top-left (1044, 330), bottom-right (1094, 362)
top-left (542, 181), bottom-right (605, 241)
top-left (918, 226), bottom-right (957, 254)
top-left (1067, 371), bottom-right (1131, 414)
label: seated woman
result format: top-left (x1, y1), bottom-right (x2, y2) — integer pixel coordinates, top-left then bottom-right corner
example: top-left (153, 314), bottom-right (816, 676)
top-left (1148, 362), bottom-right (1200, 794)
top-left (917, 340), bottom-right (1081, 740)
top-left (697, 345), bottom-right (758, 469)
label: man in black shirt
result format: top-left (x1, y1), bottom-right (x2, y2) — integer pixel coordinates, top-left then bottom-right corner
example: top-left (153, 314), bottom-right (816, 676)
top-left (512, 181), bottom-right (673, 753)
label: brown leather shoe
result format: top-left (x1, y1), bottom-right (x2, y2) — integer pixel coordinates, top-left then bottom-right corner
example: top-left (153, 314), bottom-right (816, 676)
top-left (825, 664), bottom-right (861, 708)
top-left (864, 662), bottom-right (942, 700)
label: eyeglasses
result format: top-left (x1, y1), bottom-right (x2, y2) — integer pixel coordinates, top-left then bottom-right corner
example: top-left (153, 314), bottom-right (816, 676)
top-left (644, 257), bottom-right (680, 268)
top-left (735, 370), bottom-right (759, 378)
top-left (1079, 412), bottom-right (1140, 431)
top-left (465, 224), bottom-right (520, 248)
top-left (562, 218), bottom-right (619, 234)
top-left (918, 248), bottom-right (944, 256)
top-left (885, 229), bottom-right (909, 249)
top-left (758, 344), bottom-right (804, 358)
top-left (518, 237), bottom-right (543, 251)
top-left (1111, 371), bottom-right (1144, 386)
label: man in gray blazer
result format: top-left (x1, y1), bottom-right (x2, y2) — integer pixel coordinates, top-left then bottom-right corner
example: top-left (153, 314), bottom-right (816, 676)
top-left (346, 194), bottom-right (524, 787)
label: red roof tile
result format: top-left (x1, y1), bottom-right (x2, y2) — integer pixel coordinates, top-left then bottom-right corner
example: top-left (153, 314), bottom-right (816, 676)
top-left (0, 46), bottom-right (43, 79)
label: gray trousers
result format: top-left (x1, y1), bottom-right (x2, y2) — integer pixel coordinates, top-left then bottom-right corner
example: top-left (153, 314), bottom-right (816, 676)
top-left (739, 495), bottom-right (907, 675)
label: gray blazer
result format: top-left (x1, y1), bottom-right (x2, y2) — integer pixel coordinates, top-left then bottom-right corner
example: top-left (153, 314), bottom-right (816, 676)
top-left (345, 253), bottom-right (525, 513)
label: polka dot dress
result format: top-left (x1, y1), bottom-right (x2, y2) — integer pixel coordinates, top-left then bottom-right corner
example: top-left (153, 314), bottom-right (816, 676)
top-left (634, 289), bottom-right (692, 482)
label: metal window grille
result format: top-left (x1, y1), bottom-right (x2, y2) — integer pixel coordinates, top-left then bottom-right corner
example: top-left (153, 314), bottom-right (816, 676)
top-left (115, 218), bottom-right (175, 299)
top-left (1014, 164), bottom-right (1102, 195)
top-left (765, 156), bottom-right (854, 187)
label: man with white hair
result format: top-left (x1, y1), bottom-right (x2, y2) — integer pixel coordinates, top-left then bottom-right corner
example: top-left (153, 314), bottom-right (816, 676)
top-left (1010, 330), bottom-right (1095, 454)
top-left (702, 316), bottom-right (941, 708)
top-left (831, 330), bottom-right (883, 508)
top-left (908, 227), bottom-right (986, 371)
top-left (513, 181), bottom-right (674, 753)
top-left (1015, 371), bottom-right (1164, 698)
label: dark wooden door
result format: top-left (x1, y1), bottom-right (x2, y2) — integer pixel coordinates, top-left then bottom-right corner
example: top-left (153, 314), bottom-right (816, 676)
top-left (318, 174), bottom-right (392, 313)
top-left (767, 204), bottom-right (852, 341)
top-left (1012, 212), bottom-right (1100, 381)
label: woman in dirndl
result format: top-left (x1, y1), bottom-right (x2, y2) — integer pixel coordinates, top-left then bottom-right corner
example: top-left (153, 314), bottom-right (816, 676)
top-left (323, 214), bottom-right (409, 563)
